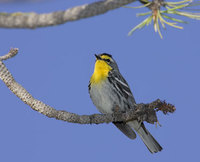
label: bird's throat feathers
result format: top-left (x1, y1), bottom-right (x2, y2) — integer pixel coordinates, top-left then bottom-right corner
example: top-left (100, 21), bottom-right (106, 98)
top-left (90, 60), bottom-right (112, 84)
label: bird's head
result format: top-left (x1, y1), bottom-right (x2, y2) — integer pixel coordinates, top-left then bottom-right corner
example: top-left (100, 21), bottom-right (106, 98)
top-left (90, 53), bottom-right (118, 84)
top-left (94, 53), bottom-right (119, 72)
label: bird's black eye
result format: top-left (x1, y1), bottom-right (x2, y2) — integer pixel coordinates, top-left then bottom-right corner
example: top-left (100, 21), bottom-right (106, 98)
top-left (104, 59), bottom-right (111, 63)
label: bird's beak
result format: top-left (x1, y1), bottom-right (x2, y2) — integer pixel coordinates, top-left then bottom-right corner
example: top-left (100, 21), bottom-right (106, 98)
top-left (95, 54), bottom-right (101, 60)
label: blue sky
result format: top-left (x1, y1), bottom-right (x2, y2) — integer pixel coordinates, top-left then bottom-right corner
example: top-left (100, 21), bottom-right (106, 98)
top-left (0, 0), bottom-right (200, 162)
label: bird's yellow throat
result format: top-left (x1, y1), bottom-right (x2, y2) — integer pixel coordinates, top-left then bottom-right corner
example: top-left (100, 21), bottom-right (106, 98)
top-left (90, 60), bottom-right (112, 84)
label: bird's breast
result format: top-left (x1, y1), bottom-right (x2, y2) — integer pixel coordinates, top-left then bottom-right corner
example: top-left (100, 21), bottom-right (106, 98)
top-left (89, 79), bottom-right (124, 114)
top-left (90, 60), bottom-right (112, 84)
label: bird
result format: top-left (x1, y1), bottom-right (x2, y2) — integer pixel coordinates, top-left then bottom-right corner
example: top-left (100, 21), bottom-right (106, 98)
top-left (88, 53), bottom-right (162, 153)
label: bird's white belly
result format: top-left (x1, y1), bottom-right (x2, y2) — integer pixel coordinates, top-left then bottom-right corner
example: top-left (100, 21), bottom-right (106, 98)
top-left (90, 81), bottom-right (119, 114)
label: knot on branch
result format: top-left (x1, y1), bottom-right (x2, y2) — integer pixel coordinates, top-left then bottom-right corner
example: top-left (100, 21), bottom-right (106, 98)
top-left (133, 99), bottom-right (175, 124)
top-left (149, 0), bottom-right (165, 10)
top-left (154, 99), bottom-right (176, 114)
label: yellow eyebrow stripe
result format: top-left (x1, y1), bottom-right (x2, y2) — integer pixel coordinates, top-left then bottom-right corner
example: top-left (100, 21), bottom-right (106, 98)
top-left (100, 55), bottom-right (111, 60)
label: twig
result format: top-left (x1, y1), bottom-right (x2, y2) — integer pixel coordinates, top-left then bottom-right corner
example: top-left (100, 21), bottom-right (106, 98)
top-left (0, 48), bottom-right (18, 61)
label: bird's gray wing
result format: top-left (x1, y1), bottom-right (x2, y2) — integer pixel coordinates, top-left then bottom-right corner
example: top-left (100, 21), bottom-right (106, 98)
top-left (113, 122), bottom-right (136, 139)
top-left (108, 71), bottom-right (136, 107)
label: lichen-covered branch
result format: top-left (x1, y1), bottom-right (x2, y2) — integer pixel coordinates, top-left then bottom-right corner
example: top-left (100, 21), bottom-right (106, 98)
top-left (0, 0), bottom-right (136, 29)
top-left (0, 48), bottom-right (175, 124)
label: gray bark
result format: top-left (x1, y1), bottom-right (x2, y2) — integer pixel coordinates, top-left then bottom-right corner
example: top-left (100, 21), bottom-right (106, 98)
top-left (0, 0), bottom-right (136, 29)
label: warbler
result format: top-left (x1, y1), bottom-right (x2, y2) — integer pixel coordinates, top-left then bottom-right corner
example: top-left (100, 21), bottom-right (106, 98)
top-left (89, 53), bottom-right (162, 153)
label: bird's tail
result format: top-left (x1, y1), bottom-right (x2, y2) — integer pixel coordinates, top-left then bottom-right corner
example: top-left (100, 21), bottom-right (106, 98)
top-left (128, 121), bottom-right (162, 153)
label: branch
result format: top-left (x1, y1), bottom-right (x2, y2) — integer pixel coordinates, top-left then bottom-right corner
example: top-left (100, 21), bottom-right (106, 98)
top-left (0, 0), bottom-right (136, 29)
top-left (0, 48), bottom-right (18, 61)
top-left (0, 48), bottom-right (175, 124)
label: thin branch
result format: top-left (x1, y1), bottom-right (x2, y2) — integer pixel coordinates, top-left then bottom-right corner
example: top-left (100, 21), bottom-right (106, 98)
top-left (0, 0), bottom-right (136, 29)
top-left (0, 48), bottom-right (18, 61)
top-left (0, 48), bottom-right (175, 124)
